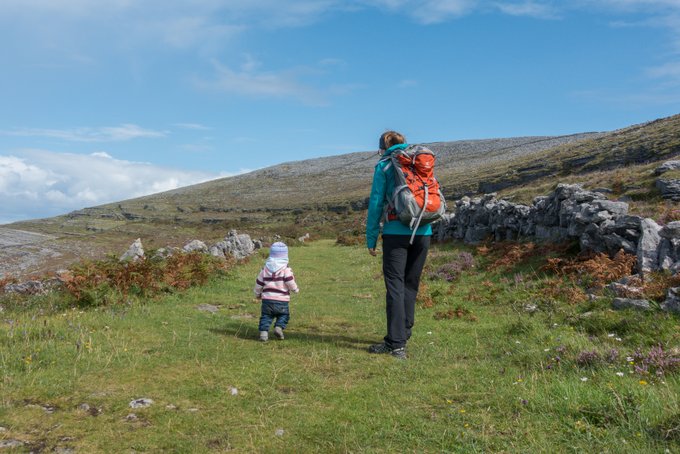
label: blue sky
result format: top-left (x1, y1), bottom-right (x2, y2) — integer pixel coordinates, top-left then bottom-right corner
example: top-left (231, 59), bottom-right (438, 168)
top-left (1, 0), bottom-right (680, 224)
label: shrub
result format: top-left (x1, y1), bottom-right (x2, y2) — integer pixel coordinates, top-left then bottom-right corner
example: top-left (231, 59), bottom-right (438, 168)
top-left (632, 344), bottom-right (680, 377)
top-left (62, 252), bottom-right (233, 306)
top-left (429, 252), bottom-right (475, 281)
top-left (641, 272), bottom-right (680, 302)
top-left (542, 249), bottom-right (637, 289)
top-left (656, 202), bottom-right (680, 225)
top-left (336, 234), bottom-right (364, 246)
top-left (434, 306), bottom-right (476, 321)
top-left (576, 350), bottom-right (601, 367)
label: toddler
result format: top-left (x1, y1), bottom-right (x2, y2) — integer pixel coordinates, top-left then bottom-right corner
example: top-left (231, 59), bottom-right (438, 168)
top-left (254, 242), bottom-right (299, 341)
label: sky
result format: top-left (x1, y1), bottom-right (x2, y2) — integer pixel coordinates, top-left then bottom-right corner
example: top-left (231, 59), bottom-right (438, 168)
top-left (1, 0), bottom-right (680, 224)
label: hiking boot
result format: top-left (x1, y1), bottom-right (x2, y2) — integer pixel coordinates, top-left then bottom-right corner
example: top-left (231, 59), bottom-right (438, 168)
top-left (368, 343), bottom-right (407, 359)
top-left (274, 326), bottom-right (285, 340)
top-left (368, 342), bottom-right (392, 354)
top-left (259, 331), bottom-right (269, 342)
top-left (390, 347), bottom-right (407, 360)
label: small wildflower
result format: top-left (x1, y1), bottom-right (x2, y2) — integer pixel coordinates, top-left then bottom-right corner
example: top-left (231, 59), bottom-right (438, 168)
top-left (639, 380), bottom-right (648, 386)
top-left (577, 350), bottom-right (601, 367)
top-left (616, 372), bottom-right (625, 377)
top-left (459, 409), bottom-right (466, 413)
top-left (464, 423), bottom-right (469, 428)
top-left (446, 399), bottom-right (453, 404)
top-left (544, 349), bottom-right (550, 352)
top-left (626, 356), bottom-right (634, 362)
top-left (427, 331), bottom-right (432, 335)
top-left (608, 333), bottom-right (615, 338)
top-left (581, 377), bottom-right (588, 382)
top-left (515, 341), bottom-right (521, 344)
top-left (615, 337), bottom-right (622, 342)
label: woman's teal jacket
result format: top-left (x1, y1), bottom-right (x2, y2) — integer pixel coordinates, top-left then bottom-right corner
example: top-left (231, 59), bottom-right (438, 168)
top-left (365, 143), bottom-right (432, 249)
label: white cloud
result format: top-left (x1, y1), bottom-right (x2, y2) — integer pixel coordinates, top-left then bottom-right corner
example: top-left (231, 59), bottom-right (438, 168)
top-left (494, 1), bottom-right (559, 19)
top-left (0, 149), bottom-right (236, 224)
top-left (196, 58), bottom-right (326, 104)
top-left (588, 0), bottom-right (680, 11)
top-left (398, 79), bottom-right (419, 88)
top-left (647, 61), bottom-right (680, 79)
top-left (0, 124), bottom-right (166, 142)
top-left (174, 123), bottom-right (212, 131)
top-left (409, 0), bottom-right (477, 23)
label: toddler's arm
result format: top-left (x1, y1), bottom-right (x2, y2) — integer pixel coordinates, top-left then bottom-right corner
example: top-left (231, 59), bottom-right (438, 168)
top-left (253, 268), bottom-right (265, 299)
top-left (285, 268), bottom-right (299, 294)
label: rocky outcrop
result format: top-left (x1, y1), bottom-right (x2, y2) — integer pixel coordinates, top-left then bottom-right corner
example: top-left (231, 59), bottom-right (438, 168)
top-left (4, 231), bottom-right (259, 297)
top-left (661, 287), bottom-right (680, 314)
top-left (183, 239), bottom-right (209, 253)
top-left (654, 160), bottom-right (680, 175)
top-left (209, 230), bottom-right (255, 260)
top-left (656, 178), bottom-right (680, 201)
top-left (433, 184), bottom-right (680, 275)
top-left (119, 238), bottom-right (145, 262)
top-left (612, 297), bottom-right (652, 311)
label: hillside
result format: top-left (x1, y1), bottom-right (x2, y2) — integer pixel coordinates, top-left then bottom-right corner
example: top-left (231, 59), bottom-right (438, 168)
top-left (3, 113), bottom-right (680, 278)
top-left (14, 114), bottom-right (680, 236)
top-left (21, 132), bottom-right (603, 231)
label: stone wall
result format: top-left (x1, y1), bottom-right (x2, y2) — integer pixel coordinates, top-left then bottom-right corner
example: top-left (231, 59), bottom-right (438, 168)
top-left (433, 183), bottom-right (680, 275)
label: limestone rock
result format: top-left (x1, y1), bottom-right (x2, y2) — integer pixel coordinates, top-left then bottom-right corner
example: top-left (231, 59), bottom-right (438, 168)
top-left (197, 304), bottom-right (219, 314)
top-left (637, 218), bottom-right (661, 274)
top-left (129, 398), bottom-right (153, 409)
top-left (183, 240), bottom-right (208, 253)
top-left (120, 238), bottom-right (144, 262)
top-left (607, 282), bottom-right (644, 298)
top-left (0, 440), bottom-right (25, 449)
top-left (612, 298), bottom-right (651, 311)
top-left (3, 280), bottom-right (47, 295)
top-left (654, 160), bottom-right (680, 175)
top-left (660, 221), bottom-right (680, 239)
top-left (656, 178), bottom-right (680, 201)
top-left (220, 231), bottom-right (255, 259)
top-left (661, 287), bottom-right (680, 314)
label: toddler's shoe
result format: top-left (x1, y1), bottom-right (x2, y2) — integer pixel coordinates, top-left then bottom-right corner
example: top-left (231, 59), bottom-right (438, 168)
top-left (274, 326), bottom-right (285, 340)
top-left (259, 331), bottom-right (269, 342)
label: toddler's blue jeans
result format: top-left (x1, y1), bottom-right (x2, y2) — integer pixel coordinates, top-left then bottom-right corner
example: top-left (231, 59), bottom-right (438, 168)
top-left (258, 299), bottom-right (290, 332)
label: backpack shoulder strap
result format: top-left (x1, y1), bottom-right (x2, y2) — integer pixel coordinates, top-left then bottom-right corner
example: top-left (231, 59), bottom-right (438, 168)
top-left (378, 156), bottom-right (393, 172)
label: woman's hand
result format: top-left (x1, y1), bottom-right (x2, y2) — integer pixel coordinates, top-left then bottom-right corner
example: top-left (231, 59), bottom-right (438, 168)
top-left (368, 248), bottom-right (377, 256)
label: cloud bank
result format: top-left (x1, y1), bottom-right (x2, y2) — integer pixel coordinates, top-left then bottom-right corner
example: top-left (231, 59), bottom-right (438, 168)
top-left (0, 150), bottom-right (232, 224)
top-left (0, 124), bottom-right (166, 142)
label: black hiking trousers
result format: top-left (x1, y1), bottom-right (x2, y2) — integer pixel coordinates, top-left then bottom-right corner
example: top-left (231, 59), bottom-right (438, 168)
top-left (382, 234), bottom-right (431, 349)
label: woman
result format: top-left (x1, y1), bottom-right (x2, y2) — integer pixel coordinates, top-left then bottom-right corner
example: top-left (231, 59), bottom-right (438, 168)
top-left (366, 131), bottom-right (432, 360)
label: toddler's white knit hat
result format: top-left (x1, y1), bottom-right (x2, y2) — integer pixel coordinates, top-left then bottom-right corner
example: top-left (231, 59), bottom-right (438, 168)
top-left (269, 242), bottom-right (288, 259)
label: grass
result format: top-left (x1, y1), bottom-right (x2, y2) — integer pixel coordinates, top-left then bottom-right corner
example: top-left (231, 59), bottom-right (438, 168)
top-left (1, 240), bottom-right (679, 452)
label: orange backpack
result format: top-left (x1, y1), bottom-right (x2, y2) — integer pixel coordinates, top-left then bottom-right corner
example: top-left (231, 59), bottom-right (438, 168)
top-left (384, 145), bottom-right (446, 243)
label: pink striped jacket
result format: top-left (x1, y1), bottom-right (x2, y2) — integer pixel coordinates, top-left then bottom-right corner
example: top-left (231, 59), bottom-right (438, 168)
top-left (254, 266), bottom-right (299, 302)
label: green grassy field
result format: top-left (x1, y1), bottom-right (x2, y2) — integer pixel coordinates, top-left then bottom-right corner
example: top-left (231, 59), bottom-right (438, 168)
top-left (1, 240), bottom-right (679, 452)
